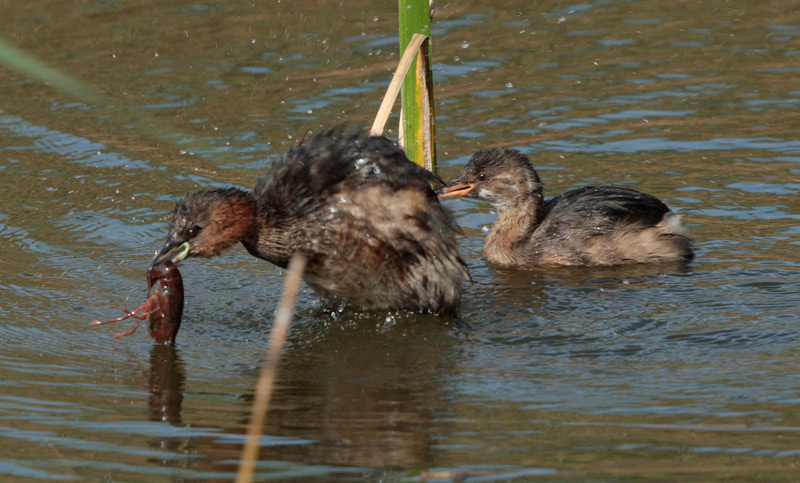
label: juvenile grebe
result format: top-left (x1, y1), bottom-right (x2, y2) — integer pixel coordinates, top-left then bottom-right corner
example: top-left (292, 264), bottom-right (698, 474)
top-left (439, 148), bottom-right (693, 267)
top-left (153, 127), bottom-right (469, 315)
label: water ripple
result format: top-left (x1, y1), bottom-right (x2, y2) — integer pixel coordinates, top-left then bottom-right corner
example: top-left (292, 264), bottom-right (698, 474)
top-left (534, 137), bottom-right (800, 154)
top-left (0, 111), bottom-right (149, 169)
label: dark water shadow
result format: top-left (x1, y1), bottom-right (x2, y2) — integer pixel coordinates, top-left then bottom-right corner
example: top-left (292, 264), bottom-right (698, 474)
top-left (460, 260), bottom-right (693, 327)
top-left (140, 312), bottom-right (461, 474)
top-left (251, 313), bottom-right (460, 469)
top-left (487, 259), bottom-right (693, 286)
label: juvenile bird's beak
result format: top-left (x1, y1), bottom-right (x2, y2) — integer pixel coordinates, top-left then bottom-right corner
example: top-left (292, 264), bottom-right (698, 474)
top-left (152, 241), bottom-right (191, 266)
top-left (438, 182), bottom-right (476, 199)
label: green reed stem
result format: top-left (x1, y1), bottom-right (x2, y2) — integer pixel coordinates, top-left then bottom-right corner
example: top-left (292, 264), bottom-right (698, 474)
top-left (399, 0), bottom-right (435, 170)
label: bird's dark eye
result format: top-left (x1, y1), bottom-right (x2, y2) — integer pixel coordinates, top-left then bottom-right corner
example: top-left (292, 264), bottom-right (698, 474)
top-left (478, 173), bottom-right (486, 181)
top-left (187, 225), bottom-right (203, 238)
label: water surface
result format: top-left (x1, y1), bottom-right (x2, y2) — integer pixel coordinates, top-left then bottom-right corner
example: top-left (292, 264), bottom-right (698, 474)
top-left (1, 0), bottom-right (799, 480)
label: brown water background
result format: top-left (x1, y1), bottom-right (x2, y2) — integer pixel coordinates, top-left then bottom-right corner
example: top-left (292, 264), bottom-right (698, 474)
top-left (1, 0), bottom-right (799, 481)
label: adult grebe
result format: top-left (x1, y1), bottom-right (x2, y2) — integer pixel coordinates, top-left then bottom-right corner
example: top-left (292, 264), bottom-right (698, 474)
top-left (152, 127), bottom-right (469, 315)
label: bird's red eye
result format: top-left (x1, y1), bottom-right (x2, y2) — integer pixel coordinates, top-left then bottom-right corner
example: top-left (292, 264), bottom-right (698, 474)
top-left (187, 225), bottom-right (202, 238)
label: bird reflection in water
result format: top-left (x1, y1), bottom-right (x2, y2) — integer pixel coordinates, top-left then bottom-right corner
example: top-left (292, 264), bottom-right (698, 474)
top-left (139, 314), bottom-right (458, 473)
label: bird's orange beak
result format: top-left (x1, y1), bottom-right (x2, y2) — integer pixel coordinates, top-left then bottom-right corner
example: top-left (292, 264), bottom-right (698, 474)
top-left (438, 182), bottom-right (475, 199)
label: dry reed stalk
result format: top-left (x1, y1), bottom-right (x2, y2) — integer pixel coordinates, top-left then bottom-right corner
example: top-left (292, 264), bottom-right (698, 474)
top-left (370, 33), bottom-right (428, 137)
top-left (235, 252), bottom-right (307, 483)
